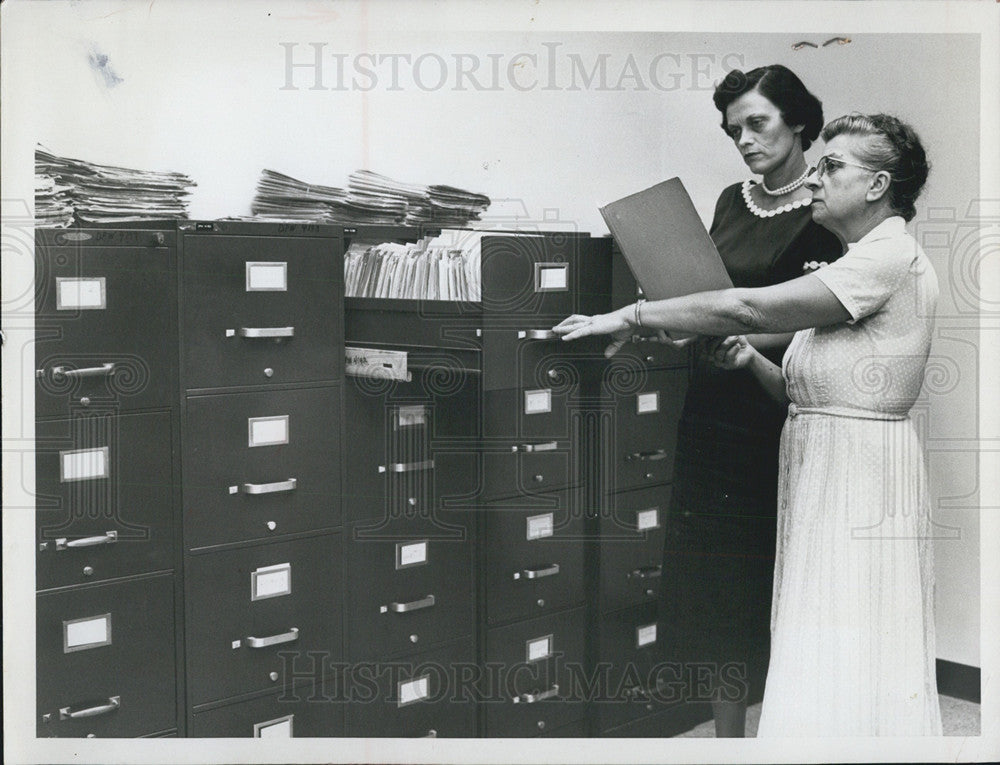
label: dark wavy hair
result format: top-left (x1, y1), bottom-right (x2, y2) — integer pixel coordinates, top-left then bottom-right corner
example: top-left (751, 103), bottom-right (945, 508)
top-left (821, 113), bottom-right (930, 221)
top-left (713, 65), bottom-right (824, 150)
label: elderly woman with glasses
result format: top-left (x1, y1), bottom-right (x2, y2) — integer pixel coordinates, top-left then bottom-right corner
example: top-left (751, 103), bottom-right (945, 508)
top-left (554, 113), bottom-right (942, 736)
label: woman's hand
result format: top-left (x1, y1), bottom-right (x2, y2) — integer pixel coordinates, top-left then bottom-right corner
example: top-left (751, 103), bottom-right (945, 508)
top-left (553, 312), bottom-right (631, 357)
top-left (706, 335), bottom-right (755, 369)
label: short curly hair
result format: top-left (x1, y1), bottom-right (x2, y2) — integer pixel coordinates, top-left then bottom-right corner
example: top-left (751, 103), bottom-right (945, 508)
top-left (713, 65), bottom-right (824, 151)
top-left (820, 113), bottom-right (930, 221)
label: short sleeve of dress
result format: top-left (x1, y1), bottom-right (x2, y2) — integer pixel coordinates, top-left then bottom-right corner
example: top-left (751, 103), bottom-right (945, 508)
top-left (812, 238), bottom-right (915, 323)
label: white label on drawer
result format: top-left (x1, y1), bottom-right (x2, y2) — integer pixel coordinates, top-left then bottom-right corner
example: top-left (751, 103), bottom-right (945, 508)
top-left (254, 714), bottom-right (294, 738)
top-left (56, 277), bottom-right (106, 310)
top-left (526, 512), bottom-right (554, 541)
top-left (526, 634), bottom-right (553, 663)
top-left (524, 388), bottom-right (552, 415)
top-left (60, 447), bottom-right (109, 482)
top-left (637, 623), bottom-right (657, 648)
top-left (251, 562), bottom-right (292, 601)
top-left (396, 405), bottom-right (427, 429)
top-left (398, 675), bottom-right (430, 707)
top-left (396, 540), bottom-right (428, 569)
top-left (636, 391), bottom-right (660, 414)
top-left (246, 261), bottom-right (288, 291)
top-left (535, 262), bottom-right (568, 292)
top-left (636, 508), bottom-right (661, 531)
top-left (345, 347), bottom-right (411, 381)
top-left (248, 415), bottom-right (289, 447)
top-left (63, 614), bottom-right (111, 653)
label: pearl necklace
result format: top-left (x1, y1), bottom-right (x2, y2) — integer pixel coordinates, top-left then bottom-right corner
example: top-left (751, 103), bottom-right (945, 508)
top-left (741, 180), bottom-right (811, 218)
top-left (760, 168), bottom-right (809, 196)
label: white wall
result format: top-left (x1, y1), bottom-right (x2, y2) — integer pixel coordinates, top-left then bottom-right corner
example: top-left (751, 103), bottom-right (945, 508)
top-left (4, 1), bottom-right (984, 667)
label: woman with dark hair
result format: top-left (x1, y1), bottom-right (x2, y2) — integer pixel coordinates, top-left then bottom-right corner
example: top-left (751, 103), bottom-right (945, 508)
top-left (555, 113), bottom-right (942, 736)
top-left (660, 64), bottom-right (842, 737)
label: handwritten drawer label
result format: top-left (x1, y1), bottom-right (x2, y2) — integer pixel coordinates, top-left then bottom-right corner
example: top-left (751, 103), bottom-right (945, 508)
top-left (636, 508), bottom-right (661, 531)
top-left (526, 634), bottom-right (554, 663)
top-left (637, 623), bottom-right (657, 648)
top-left (64, 613), bottom-right (112, 653)
top-left (248, 415), bottom-right (289, 447)
top-left (524, 388), bottom-right (552, 415)
top-left (60, 447), bottom-right (109, 482)
top-left (396, 541), bottom-right (428, 569)
top-left (246, 262), bottom-right (288, 292)
top-left (398, 675), bottom-right (430, 707)
top-left (254, 715), bottom-right (294, 738)
top-left (56, 277), bottom-right (107, 310)
top-left (535, 262), bottom-right (569, 292)
top-left (526, 512), bottom-right (555, 541)
top-left (636, 391), bottom-right (660, 414)
top-left (251, 562), bottom-right (292, 601)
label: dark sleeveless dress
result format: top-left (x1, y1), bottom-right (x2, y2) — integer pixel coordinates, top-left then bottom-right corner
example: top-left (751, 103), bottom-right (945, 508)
top-left (659, 181), bottom-right (843, 691)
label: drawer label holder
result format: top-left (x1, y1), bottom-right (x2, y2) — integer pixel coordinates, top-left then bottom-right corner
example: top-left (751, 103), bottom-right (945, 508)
top-left (346, 347), bottom-right (410, 381)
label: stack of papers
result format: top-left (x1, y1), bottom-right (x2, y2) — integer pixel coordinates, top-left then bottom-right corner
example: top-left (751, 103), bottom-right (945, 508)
top-left (250, 169), bottom-right (351, 222)
top-left (344, 228), bottom-right (485, 301)
top-left (249, 168), bottom-right (490, 226)
top-left (35, 173), bottom-right (74, 228)
top-left (35, 145), bottom-right (196, 224)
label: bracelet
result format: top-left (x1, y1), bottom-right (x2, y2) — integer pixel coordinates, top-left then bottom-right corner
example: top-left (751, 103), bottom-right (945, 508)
top-left (634, 298), bottom-right (646, 328)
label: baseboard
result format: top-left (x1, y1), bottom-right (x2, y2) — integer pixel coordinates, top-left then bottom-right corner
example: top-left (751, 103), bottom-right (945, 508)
top-left (936, 659), bottom-right (980, 703)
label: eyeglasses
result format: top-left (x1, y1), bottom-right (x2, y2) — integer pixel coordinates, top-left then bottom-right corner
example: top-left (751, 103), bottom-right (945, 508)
top-left (808, 155), bottom-right (881, 179)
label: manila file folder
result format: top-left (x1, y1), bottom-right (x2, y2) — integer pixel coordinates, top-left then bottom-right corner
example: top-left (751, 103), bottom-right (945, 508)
top-left (599, 177), bottom-right (733, 301)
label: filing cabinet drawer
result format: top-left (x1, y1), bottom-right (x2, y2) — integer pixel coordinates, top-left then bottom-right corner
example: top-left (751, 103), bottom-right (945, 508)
top-left (482, 387), bottom-right (578, 500)
top-left (34, 231), bottom-right (177, 417)
top-left (346, 517), bottom-right (474, 660)
top-left (484, 607), bottom-right (588, 737)
top-left (35, 411), bottom-right (174, 590)
top-left (343, 373), bottom-right (479, 522)
top-left (189, 682), bottom-right (344, 737)
top-left (602, 367), bottom-right (687, 492)
top-left (481, 327), bottom-right (606, 392)
top-left (183, 386), bottom-right (341, 548)
top-left (485, 492), bottom-right (585, 625)
top-left (594, 601), bottom-right (669, 732)
top-left (598, 486), bottom-right (670, 610)
top-left (480, 234), bottom-right (579, 320)
top-left (185, 533), bottom-right (344, 706)
top-left (347, 638), bottom-right (477, 737)
top-left (37, 573), bottom-right (176, 737)
top-left (181, 233), bottom-right (342, 389)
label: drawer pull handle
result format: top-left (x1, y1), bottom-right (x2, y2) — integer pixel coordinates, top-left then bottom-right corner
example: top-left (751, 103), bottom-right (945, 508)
top-left (246, 627), bottom-right (299, 648)
top-left (52, 363), bottom-right (115, 379)
top-left (511, 441), bottom-right (558, 453)
top-left (386, 594), bottom-right (436, 613)
top-left (239, 327), bottom-right (295, 339)
top-left (626, 449), bottom-right (668, 462)
top-left (54, 531), bottom-right (118, 551)
top-left (514, 684), bottom-right (559, 704)
top-left (379, 459), bottom-right (435, 474)
top-left (241, 478), bottom-right (298, 495)
top-left (517, 329), bottom-right (559, 341)
top-left (629, 565), bottom-right (662, 580)
top-left (514, 563), bottom-right (560, 580)
top-left (59, 696), bottom-right (120, 720)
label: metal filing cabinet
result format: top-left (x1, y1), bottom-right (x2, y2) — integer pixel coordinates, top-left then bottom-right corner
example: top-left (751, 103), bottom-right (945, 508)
top-left (344, 227), bottom-right (610, 736)
top-left (189, 679), bottom-right (345, 737)
top-left (34, 227), bottom-right (181, 738)
top-left (588, 246), bottom-right (699, 736)
top-left (178, 222), bottom-right (345, 736)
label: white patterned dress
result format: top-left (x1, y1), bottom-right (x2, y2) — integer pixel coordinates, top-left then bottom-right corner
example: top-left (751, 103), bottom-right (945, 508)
top-left (756, 216), bottom-right (943, 736)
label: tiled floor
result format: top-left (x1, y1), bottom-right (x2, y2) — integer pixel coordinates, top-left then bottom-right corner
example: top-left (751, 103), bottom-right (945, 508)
top-left (675, 695), bottom-right (981, 737)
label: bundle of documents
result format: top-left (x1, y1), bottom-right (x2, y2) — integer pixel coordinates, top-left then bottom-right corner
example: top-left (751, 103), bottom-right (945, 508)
top-left (250, 169), bottom-right (354, 222)
top-left (35, 145), bottom-right (196, 224)
top-left (344, 229), bottom-right (485, 301)
top-left (34, 173), bottom-right (75, 228)
top-left (249, 168), bottom-right (490, 226)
